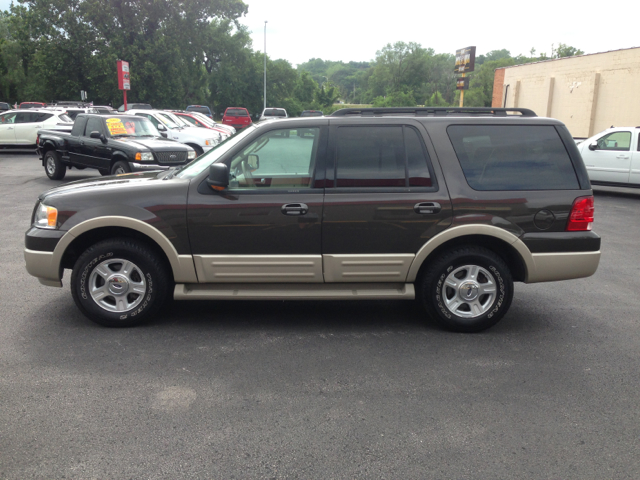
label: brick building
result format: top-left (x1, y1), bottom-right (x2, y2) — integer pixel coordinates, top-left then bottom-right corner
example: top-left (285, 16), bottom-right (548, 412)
top-left (492, 47), bottom-right (640, 138)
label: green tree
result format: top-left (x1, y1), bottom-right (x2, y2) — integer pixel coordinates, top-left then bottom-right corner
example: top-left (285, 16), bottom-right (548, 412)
top-left (554, 43), bottom-right (584, 58)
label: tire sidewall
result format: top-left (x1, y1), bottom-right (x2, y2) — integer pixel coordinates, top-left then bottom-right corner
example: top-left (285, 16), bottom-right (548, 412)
top-left (423, 249), bottom-right (513, 332)
top-left (71, 241), bottom-right (167, 327)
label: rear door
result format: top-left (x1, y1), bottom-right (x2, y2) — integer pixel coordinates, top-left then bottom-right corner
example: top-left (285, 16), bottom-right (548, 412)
top-left (583, 130), bottom-right (632, 184)
top-left (321, 119), bottom-right (452, 283)
top-left (187, 121), bottom-right (327, 283)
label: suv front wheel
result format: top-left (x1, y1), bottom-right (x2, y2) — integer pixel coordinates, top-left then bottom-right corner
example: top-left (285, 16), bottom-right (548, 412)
top-left (419, 247), bottom-right (513, 332)
top-left (70, 238), bottom-right (171, 327)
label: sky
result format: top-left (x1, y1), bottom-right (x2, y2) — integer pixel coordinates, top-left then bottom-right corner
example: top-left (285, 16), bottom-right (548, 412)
top-left (2, 0), bottom-right (638, 66)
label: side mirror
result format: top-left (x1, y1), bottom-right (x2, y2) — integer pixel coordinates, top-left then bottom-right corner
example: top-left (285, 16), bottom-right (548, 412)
top-left (90, 131), bottom-right (108, 143)
top-left (157, 124), bottom-right (167, 131)
top-left (588, 141), bottom-right (598, 151)
top-left (206, 163), bottom-right (229, 191)
top-left (247, 154), bottom-right (259, 170)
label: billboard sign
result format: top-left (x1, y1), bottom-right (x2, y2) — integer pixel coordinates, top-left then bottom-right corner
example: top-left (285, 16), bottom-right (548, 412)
top-left (117, 60), bottom-right (131, 90)
top-left (456, 77), bottom-right (470, 90)
top-left (454, 47), bottom-right (476, 74)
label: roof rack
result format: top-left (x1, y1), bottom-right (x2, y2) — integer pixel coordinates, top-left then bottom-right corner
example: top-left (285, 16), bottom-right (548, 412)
top-left (330, 107), bottom-right (537, 117)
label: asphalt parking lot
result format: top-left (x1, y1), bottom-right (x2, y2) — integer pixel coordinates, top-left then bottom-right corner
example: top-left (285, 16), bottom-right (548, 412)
top-left (2, 151), bottom-right (640, 479)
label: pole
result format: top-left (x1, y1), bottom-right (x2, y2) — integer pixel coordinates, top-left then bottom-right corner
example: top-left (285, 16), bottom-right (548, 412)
top-left (459, 72), bottom-right (465, 107)
top-left (124, 89), bottom-right (128, 111)
top-left (263, 21), bottom-right (267, 112)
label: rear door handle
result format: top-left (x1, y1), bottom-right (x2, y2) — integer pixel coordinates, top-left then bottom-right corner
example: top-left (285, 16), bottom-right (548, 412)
top-left (281, 203), bottom-right (309, 215)
top-left (414, 202), bottom-right (442, 214)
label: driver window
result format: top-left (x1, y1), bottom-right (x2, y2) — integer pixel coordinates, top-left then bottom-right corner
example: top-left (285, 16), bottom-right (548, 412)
top-left (228, 128), bottom-right (320, 189)
top-left (597, 131), bottom-right (631, 151)
top-left (0, 113), bottom-right (17, 124)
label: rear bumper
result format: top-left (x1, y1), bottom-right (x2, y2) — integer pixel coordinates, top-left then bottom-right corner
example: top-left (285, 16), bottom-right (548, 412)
top-left (525, 251), bottom-right (601, 283)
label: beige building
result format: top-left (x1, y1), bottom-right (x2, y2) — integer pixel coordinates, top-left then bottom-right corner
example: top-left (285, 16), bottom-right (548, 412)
top-left (492, 47), bottom-right (640, 138)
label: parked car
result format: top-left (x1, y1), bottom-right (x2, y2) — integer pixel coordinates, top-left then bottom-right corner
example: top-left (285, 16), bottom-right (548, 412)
top-left (300, 110), bottom-right (323, 117)
top-left (36, 113), bottom-right (195, 179)
top-left (118, 103), bottom-right (153, 112)
top-left (19, 102), bottom-right (47, 109)
top-left (0, 109), bottom-right (73, 147)
top-left (129, 109), bottom-right (223, 155)
top-left (0, 102), bottom-right (10, 112)
top-left (92, 105), bottom-right (116, 114)
top-left (576, 126), bottom-right (640, 187)
top-left (258, 108), bottom-right (288, 121)
top-left (186, 105), bottom-right (214, 119)
top-left (222, 107), bottom-right (252, 130)
top-left (24, 107), bottom-right (600, 332)
top-left (171, 111), bottom-right (233, 137)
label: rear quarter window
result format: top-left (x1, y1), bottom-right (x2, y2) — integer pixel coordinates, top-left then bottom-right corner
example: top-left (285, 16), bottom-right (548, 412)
top-left (447, 125), bottom-right (579, 191)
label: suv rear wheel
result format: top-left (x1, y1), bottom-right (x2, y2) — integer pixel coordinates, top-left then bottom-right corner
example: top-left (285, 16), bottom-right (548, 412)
top-left (419, 247), bottom-right (513, 332)
top-left (70, 238), bottom-right (171, 327)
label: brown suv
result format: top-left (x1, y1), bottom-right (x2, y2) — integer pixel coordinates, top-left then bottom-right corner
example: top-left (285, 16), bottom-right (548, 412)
top-left (24, 107), bottom-right (600, 332)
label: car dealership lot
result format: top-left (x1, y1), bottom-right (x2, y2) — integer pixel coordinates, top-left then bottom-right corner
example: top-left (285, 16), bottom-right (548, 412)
top-left (2, 152), bottom-right (640, 478)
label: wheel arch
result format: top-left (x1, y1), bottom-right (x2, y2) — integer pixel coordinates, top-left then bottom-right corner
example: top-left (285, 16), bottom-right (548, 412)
top-left (56, 217), bottom-right (198, 283)
top-left (407, 225), bottom-right (533, 283)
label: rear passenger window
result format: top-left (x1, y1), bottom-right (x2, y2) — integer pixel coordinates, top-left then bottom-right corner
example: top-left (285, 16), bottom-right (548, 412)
top-left (447, 125), bottom-right (579, 191)
top-left (335, 126), bottom-right (434, 188)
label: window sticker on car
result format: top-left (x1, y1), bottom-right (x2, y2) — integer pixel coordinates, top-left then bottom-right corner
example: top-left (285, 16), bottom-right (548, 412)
top-left (105, 118), bottom-right (128, 135)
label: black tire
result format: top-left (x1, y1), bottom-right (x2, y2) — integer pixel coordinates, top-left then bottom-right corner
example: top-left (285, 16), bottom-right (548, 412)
top-left (70, 238), bottom-right (172, 327)
top-left (44, 150), bottom-right (66, 180)
top-left (111, 160), bottom-right (131, 175)
top-left (419, 246), bottom-right (513, 333)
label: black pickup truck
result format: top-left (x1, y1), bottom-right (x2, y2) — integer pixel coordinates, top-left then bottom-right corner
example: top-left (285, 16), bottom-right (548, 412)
top-left (37, 113), bottom-right (196, 180)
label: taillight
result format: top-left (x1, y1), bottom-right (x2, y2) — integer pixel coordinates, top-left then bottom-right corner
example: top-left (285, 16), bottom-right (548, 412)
top-left (566, 196), bottom-right (594, 231)
top-left (36, 134), bottom-right (39, 145)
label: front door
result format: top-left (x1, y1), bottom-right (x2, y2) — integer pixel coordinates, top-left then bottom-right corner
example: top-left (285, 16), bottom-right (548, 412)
top-left (321, 121), bottom-right (452, 283)
top-left (187, 124), bottom-right (327, 283)
top-left (583, 130), bottom-right (632, 184)
top-left (80, 116), bottom-right (110, 169)
top-left (0, 112), bottom-right (18, 145)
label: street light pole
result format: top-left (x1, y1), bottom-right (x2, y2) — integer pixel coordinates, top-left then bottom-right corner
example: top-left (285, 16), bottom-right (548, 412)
top-left (263, 21), bottom-right (267, 112)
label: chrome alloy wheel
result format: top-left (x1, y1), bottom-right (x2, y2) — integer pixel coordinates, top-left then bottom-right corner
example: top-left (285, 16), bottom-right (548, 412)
top-left (46, 156), bottom-right (56, 175)
top-left (442, 265), bottom-right (497, 318)
top-left (88, 258), bottom-right (147, 312)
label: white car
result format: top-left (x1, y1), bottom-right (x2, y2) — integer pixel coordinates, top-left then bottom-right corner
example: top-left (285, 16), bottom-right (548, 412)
top-left (577, 126), bottom-right (640, 187)
top-left (128, 109), bottom-right (223, 155)
top-left (258, 108), bottom-right (288, 121)
top-left (0, 109), bottom-right (74, 147)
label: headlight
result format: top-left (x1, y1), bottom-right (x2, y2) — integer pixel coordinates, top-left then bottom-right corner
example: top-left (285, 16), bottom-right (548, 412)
top-left (187, 149), bottom-right (196, 160)
top-left (34, 203), bottom-right (58, 229)
top-left (135, 151), bottom-right (154, 161)
top-left (205, 138), bottom-right (217, 146)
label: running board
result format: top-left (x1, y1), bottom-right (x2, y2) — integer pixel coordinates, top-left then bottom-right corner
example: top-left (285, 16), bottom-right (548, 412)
top-left (174, 283), bottom-right (415, 300)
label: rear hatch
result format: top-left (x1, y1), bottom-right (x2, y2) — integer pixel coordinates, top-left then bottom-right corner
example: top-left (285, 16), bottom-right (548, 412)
top-left (223, 108), bottom-right (252, 128)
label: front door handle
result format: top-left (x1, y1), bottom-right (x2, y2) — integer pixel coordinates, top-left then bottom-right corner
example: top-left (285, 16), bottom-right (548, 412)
top-left (616, 155), bottom-right (630, 159)
top-left (281, 203), bottom-right (309, 215)
top-left (414, 202), bottom-right (442, 214)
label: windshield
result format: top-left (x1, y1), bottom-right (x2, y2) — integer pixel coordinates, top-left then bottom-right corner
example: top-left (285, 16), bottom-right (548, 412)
top-left (175, 125), bottom-right (256, 179)
top-left (105, 116), bottom-right (160, 137)
top-left (264, 109), bottom-right (286, 117)
top-left (191, 112), bottom-right (216, 127)
top-left (172, 114), bottom-right (192, 127)
top-left (157, 112), bottom-right (183, 129)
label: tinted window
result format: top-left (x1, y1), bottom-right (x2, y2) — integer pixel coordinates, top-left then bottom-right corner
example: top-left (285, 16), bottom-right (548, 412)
top-left (597, 131), bottom-right (631, 151)
top-left (447, 125), bottom-right (579, 191)
top-left (71, 116), bottom-right (88, 136)
top-left (186, 106), bottom-right (211, 114)
top-left (226, 109), bottom-right (248, 117)
top-left (229, 128), bottom-right (320, 189)
top-left (84, 117), bottom-right (103, 136)
top-left (264, 109), bottom-right (286, 117)
top-left (15, 112), bottom-right (35, 123)
top-left (35, 113), bottom-right (53, 122)
top-left (335, 126), bottom-right (433, 188)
